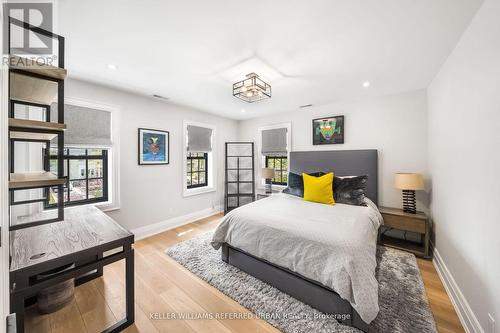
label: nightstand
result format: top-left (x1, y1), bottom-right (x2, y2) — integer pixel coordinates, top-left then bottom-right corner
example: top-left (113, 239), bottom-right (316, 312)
top-left (378, 207), bottom-right (430, 258)
top-left (256, 189), bottom-right (281, 200)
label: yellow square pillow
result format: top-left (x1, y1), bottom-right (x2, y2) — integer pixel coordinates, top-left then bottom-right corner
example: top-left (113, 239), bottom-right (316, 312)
top-left (303, 172), bottom-right (335, 205)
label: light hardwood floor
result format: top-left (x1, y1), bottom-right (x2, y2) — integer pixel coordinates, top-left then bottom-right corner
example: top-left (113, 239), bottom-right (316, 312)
top-left (25, 213), bottom-right (464, 333)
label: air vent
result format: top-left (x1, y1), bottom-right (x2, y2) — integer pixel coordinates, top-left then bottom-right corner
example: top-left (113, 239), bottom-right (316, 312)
top-left (299, 104), bottom-right (313, 109)
top-left (153, 94), bottom-right (169, 100)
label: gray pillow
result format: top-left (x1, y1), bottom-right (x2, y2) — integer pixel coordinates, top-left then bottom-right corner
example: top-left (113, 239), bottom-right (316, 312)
top-left (283, 172), bottom-right (324, 197)
top-left (333, 175), bottom-right (368, 206)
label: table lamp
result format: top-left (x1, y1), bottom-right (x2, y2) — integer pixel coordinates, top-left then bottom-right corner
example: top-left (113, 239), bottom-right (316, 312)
top-left (394, 173), bottom-right (424, 214)
top-left (262, 168), bottom-right (275, 194)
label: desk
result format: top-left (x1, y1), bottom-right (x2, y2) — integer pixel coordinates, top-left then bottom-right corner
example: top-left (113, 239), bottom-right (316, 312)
top-left (10, 205), bottom-right (134, 333)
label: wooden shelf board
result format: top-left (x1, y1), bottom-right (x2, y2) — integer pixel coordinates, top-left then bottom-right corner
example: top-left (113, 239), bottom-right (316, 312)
top-left (9, 172), bottom-right (65, 189)
top-left (379, 206), bottom-right (427, 220)
top-left (9, 55), bottom-right (67, 80)
top-left (10, 72), bottom-right (58, 105)
top-left (9, 118), bottom-right (66, 132)
top-left (10, 131), bottom-right (58, 141)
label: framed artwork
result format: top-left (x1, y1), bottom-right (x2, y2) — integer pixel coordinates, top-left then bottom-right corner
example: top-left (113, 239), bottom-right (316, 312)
top-left (312, 115), bottom-right (344, 145)
top-left (138, 128), bottom-right (169, 165)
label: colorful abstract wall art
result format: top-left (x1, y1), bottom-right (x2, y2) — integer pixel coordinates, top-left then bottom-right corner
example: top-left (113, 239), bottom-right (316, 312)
top-left (312, 116), bottom-right (344, 145)
top-left (138, 128), bottom-right (169, 165)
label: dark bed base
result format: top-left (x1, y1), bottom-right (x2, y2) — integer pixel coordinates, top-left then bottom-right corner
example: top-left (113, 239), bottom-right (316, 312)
top-left (221, 243), bottom-right (370, 332)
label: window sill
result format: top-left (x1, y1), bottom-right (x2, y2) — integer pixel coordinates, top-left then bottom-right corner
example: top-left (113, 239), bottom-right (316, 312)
top-left (58, 201), bottom-right (120, 214)
top-left (96, 202), bottom-right (121, 212)
top-left (184, 186), bottom-right (216, 197)
top-left (79, 201), bottom-right (120, 212)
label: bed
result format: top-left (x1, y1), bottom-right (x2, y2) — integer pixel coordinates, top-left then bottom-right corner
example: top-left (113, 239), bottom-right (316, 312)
top-left (212, 149), bottom-right (380, 332)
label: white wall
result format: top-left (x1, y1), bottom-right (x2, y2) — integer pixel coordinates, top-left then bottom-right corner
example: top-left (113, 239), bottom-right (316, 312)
top-left (428, 0), bottom-right (500, 331)
top-left (65, 79), bottom-right (238, 232)
top-left (238, 90), bottom-right (429, 211)
top-left (10, 106), bottom-right (45, 223)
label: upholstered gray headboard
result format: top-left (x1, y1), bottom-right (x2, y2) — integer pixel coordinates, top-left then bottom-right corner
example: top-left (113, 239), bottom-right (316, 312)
top-left (289, 150), bottom-right (378, 205)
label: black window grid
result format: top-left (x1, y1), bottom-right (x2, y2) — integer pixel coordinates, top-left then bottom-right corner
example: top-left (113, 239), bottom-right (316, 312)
top-left (44, 148), bottom-right (109, 208)
top-left (265, 155), bottom-right (288, 186)
top-left (187, 152), bottom-right (208, 189)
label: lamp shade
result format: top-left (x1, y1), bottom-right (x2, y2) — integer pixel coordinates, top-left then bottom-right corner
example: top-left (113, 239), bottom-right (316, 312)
top-left (261, 168), bottom-right (275, 179)
top-left (394, 173), bottom-right (424, 190)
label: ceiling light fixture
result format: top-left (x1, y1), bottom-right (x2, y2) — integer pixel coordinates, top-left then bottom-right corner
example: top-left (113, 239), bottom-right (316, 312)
top-left (233, 73), bottom-right (271, 103)
top-left (106, 64), bottom-right (118, 70)
top-left (363, 81), bottom-right (370, 88)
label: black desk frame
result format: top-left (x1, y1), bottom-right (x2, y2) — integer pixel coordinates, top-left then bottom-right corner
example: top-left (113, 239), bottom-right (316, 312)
top-left (10, 235), bottom-right (134, 333)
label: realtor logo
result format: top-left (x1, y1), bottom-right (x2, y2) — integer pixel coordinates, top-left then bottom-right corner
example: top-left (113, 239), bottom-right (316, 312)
top-left (3, 2), bottom-right (53, 54)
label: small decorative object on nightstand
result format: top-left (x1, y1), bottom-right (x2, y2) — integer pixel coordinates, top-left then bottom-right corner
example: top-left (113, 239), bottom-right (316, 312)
top-left (394, 173), bottom-right (424, 214)
top-left (262, 167), bottom-right (275, 194)
top-left (379, 206), bottom-right (430, 258)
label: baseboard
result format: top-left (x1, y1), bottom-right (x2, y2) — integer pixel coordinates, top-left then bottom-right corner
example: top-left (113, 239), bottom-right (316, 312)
top-left (131, 205), bottom-right (223, 241)
top-left (433, 248), bottom-right (484, 333)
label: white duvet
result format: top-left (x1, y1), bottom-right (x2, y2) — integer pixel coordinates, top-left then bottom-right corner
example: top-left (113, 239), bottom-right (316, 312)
top-left (211, 193), bottom-right (383, 323)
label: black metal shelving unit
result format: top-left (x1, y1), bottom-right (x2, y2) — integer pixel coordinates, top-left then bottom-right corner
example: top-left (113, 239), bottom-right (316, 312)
top-left (7, 17), bottom-right (67, 231)
top-left (224, 142), bottom-right (255, 214)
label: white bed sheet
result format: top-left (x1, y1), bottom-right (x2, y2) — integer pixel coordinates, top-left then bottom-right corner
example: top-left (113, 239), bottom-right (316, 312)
top-left (211, 193), bottom-right (383, 323)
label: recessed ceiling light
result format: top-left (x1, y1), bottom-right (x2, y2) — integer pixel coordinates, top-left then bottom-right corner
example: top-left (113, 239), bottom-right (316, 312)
top-left (106, 64), bottom-right (118, 70)
top-left (363, 81), bottom-right (370, 88)
top-left (241, 108), bottom-right (246, 113)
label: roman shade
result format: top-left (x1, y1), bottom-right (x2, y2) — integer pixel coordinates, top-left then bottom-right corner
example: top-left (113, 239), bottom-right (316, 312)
top-left (261, 128), bottom-right (287, 156)
top-left (52, 103), bottom-right (112, 147)
top-left (187, 125), bottom-right (212, 152)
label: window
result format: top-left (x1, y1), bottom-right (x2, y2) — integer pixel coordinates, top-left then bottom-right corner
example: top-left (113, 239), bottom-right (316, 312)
top-left (184, 121), bottom-right (216, 197)
top-left (265, 155), bottom-right (288, 186)
top-left (258, 123), bottom-right (290, 189)
top-left (45, 148), bottom-right (108, 207)
top-left (187, 152), bottom-right (208, 189)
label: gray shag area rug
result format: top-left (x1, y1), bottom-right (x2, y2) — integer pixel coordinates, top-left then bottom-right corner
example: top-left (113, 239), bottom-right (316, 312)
top-left (165, 232), bottom-right (436, 333)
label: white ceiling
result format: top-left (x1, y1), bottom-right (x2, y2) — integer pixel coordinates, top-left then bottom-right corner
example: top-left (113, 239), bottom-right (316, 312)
top-left (57, 0), bottom-right (483, 120)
